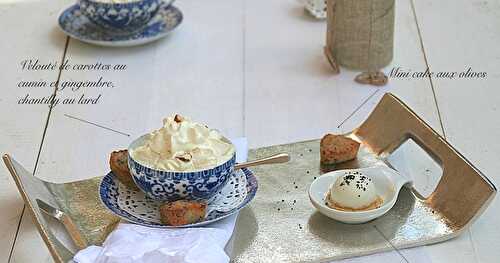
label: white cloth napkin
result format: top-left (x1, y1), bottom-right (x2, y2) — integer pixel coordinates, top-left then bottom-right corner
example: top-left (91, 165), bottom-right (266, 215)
top-left (74, 138), bottom-right (248, 263)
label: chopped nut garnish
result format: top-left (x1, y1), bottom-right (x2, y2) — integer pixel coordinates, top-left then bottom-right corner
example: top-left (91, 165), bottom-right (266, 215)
top-left (175, 152), bottom-right (192, 162)
top-left (174, 114), bottom-right (184, 123)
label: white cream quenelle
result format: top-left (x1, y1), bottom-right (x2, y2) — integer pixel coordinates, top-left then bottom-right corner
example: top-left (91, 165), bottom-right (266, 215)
top-left (326, 171), bottom-right (382, 211)
top-left (131, 115), bottom-right (235, 171)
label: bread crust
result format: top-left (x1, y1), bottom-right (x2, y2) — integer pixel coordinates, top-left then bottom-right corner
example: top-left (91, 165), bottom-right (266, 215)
top-left (320, 134), bottom-right (360, 164)
top-left (159, 200), bottom-right (207, 226)
top-left (109, 150), bottom-right (138, 189)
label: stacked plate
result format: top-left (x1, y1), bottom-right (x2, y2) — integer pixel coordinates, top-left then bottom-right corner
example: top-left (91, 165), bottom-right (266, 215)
top-left (99, 168), bottom-right (258, 228)
top-left (58, 0), bottom-right (183, 47)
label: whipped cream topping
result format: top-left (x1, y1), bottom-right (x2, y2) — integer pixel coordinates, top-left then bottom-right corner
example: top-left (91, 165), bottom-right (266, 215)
top-left (327, 171), bottom-right (379, 210)
top-left (131, 115), bottom-right (235, 171)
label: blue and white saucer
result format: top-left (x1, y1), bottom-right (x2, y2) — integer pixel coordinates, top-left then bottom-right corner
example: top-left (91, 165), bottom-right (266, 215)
top-left (58, 3), bottom-right (183, 47)
top-left (100, 168), bottom-right (258, 228)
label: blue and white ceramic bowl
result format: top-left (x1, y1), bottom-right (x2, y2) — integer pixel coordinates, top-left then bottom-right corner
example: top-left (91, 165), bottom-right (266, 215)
top-left (128, 134), bottom-right (237, 201)
top-left (78, 0), bottom-right (171, 33)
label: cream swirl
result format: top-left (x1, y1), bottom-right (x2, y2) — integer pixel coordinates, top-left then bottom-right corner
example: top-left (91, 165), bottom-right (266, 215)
top-left (131, 115), bottom-right (235, 171)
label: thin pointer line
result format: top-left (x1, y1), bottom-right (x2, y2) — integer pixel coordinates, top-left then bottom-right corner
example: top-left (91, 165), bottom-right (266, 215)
top-left (373, 225), bottom-right (410, 263)
top-left (337, 89), bottom-right (380, 128)
top-left (409, 0), bottom-right (446, 138)
top-left (64, 114), bottom-right (131, 137)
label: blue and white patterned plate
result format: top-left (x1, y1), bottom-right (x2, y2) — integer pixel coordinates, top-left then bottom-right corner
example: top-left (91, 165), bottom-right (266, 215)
top-left (58, 3), bottom-right (182, 47)
top-left (99, 168), bottom-right (258, 228)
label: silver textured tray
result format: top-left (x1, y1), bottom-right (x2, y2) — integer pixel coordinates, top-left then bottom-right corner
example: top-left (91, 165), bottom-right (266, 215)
top-left (3, 93), bottom-right (496, 262)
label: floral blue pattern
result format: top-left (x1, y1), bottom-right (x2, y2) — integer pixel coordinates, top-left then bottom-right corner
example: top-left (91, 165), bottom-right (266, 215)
top-left (78, 0), bottom-right (167, 32)
top-left (58, 3), bottom-right (182, 47)
top-left (99, 168), bottom-right (258, 228)
top-left (129, 152), bottom-right (236, 201)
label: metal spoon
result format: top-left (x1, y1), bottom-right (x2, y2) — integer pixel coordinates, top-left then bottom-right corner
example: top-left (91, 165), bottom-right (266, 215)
top-left (235, 153), bottom-right (290, 170)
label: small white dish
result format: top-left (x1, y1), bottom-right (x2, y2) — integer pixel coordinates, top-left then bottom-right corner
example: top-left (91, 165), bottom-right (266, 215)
top-left (309, 166), bottom-right (412, 224)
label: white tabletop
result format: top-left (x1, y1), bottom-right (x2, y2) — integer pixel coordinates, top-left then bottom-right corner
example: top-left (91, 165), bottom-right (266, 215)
top-left (0, 0), bottom-right (498, 262)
